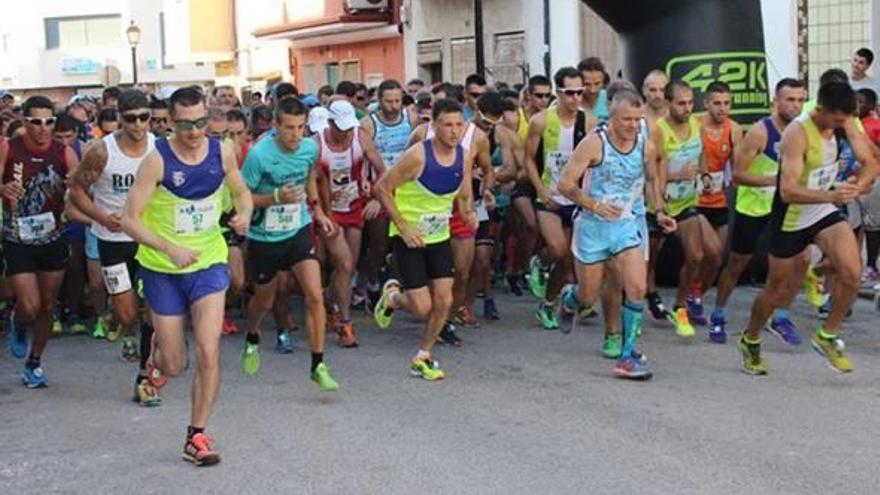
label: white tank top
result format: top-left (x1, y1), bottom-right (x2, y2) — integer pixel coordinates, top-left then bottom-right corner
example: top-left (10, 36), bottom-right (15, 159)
top-left (91, 132), bottom-right (156, 242)
top-left (317, 129), bottom-right (365, 213)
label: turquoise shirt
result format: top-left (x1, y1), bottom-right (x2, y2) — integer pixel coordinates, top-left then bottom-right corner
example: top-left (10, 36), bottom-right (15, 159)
top-left (241, 136), bottom-right (316, 242)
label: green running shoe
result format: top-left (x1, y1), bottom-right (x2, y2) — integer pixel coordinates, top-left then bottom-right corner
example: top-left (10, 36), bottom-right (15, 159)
top-left (410, 358), bottom-right (445, 381)
top-left (536, 302), bottom-right (559, 330)
top-left (528, 255), bottom-right (547, 299)
top-left (311, 362), bottom-right (339, 391)
top-left (810, 332), bottom-right (853, 373)
top-left (241, 342), bottom-right (261, 376)
top-left (69, 320), bottom-right (88, 336)
top-left (672, 307), bottom-right (694, 338)
top-left (51, 318), bottom-right (62, 335)
top-left (602, 333), bottom-right (622, 359)
top-left (373, 279), bottom-right (400, 330)
top-left (738, 336), bottom-right (767, 375)
top-left (92, 315), bottom-right (109, 339)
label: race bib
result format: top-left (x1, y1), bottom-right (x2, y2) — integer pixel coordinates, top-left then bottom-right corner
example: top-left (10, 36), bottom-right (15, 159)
top-left (666, 179), bottom-right (697, 201)
top-left (265, 204), bottom-right (301, 232)
top-left (476, 201), bottom-right (489, 222)
top-left (700, 171), bottom-right (724, 196)
top-left (417, 213), bottom-right (450, 238)
top-left (331, 181), bottom-right (360, 212)
top-left (174, 198), bottom-right (219, 235)
top-left (547, 151), bottom-right (571, 186)
top-left (17, 212), bottom-right (56, 241)
top-left (102, 262), bottom-right (132, 295)
top-left (808, 164), bottom-right (837, 191)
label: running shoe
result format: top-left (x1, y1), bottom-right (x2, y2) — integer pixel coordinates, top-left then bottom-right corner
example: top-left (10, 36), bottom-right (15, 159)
top-left (92, 315), bottom-right (109, 340)
top-left (557, 297), bottom-right (577, 335)
top-left (672, 307), bottom-right (694, 338)
top-left (133, 379), bottom-right (161, 407)
top-left (221, 313), bottom-right (238, 335)
top-left (577, 305), bottom-right (599, 325)
top-left (51, 317), bottom-right (62, 336)
top-left (810, 332), bottom-right (853, 373)
top-left (483, 297), bottom-right (500, 320)
top-left (121, 336), bottom-right (140, 363)
top-left (766, 316), bottom-right (802, 346)
top-left (68, 317), bottom-right (88, 335)
top-left (536, 302), bottom-right (559, 330)
top-left (602, 333), bottom-right (622, 359)
top-left (276, 330), bottom-right (294, 354)
top-left (646, 292), bottom-right (671, 321)
top-left (144, 333), bottom-right (168, 389)
top-left (182, 433), bottom-right (221, 467)
top-left (803, 266), bottom-right (826, 308)
top-left (437, 322), bottom-right (462, 347)
top-left (373, 279), bottom-right (401, 330)
top-left (613, 355), bottom-right (653, 380)
top-left (241, 341), bottom-right (261, 375)
top-left (326, 303), bottom-right (342, 332)
top-left (708, 311), bottom-right (727, 344)
top-left (22, 365), bottom-right (48, 389)
top-left (351, 292), bottom-right (368, 311)
top-left (8, 316), bottom-right (28, 359)
top-left (738, 336), bottom-right (767, 375)
top-left (336, 321), bottom-right (359, 348)
top-left (685, 295), bottom-right (707, 326)
top-left (105, 324), bottom-right (120, 343)
top-left (410, 357), bottom-right (445, 381)
top-left (453, 306), bottom-right (479, 327)
top-left (528, 255), bottom-right (547, 299)
top-left (311, 362), bottom-right (339, 391)
top-left (506, 273), bottom-right (523, 296)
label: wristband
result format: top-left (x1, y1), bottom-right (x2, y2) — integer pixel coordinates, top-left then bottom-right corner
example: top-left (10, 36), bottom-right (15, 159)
top-left (273, 188), bottom-right (280, 203)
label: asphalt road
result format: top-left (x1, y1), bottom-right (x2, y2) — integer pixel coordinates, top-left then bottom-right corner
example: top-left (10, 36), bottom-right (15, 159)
top-left (1, 287), bottom-right (879, 495)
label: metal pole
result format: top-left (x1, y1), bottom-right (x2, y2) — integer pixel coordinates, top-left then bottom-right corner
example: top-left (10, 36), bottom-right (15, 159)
top-left (543, 0), bottom-right (550, 76)
top-left (131, 45), bottom-right (138, 85)
top-left (474, 0), bottom-right (485, 77)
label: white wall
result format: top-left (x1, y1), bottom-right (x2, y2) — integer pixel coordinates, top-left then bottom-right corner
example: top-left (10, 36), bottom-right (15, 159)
top-left (548, 0), bottom-right (580, 76)
top-left (760, 0), bottom-right (798, 90)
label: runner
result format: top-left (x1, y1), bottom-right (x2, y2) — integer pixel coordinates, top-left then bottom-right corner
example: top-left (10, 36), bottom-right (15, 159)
top-left (238, 96), bottom-right (339, 391)
top-left (372, 98), bottom-right (476, 380)
top-left (1, 95), bottom-right (78, 388)
top-left (558, 88), bottom-right (675, 379)
top-left (69, 89), bottom-right (162, 405)
top-left (121, 86), bottom-right (253, 466)
top-left (653, 80), bottom-right (722, 337)
top-left (578, 57), bottom-right (610, 122)
top-left (524, 66), bottom-right (596, 329)
top-left (739, 81), bottom-right (879, 375)
top-left (315, 100), bottom-right (386, 347)
top-left (690, 82), bottom-right (742, 329)
top-left (712, 78), bottom-right (807, 344)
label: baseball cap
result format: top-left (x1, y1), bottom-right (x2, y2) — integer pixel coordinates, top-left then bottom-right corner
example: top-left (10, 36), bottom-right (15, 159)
top-left (327, 100), bottom-right (359, 131)
top-left (0, 90), bottom-right (13, 100)
top-left (308, 106), bottom-right (330, 134)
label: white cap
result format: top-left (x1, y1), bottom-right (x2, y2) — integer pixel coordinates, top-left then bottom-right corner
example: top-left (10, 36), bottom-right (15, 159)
top-left (327, 100), bottom-right (359, 131)
top-left (308, 106), bottom-right (330, 134)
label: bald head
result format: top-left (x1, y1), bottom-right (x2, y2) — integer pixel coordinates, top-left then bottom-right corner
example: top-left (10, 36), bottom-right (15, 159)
top-left (642, 70), bottom-right (668, 110)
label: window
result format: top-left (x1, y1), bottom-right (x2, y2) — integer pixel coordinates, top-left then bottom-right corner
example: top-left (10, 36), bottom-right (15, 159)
top-left (326, 63), bottom-right (340, 88)
top-left (45, 15), bottom-right (122, 49)
top-left (417, 40), bottom-right (443, 84)
top-left (451, 37), bottom-right (476, 86)
top-left (492, 32), bottom-right (525, 86)
top-left (303, 64), bottom-right (319, 92)
top-left (805, 0), bottom-right (870, 94)
top-left (341, 60), bottom-right (361, 83)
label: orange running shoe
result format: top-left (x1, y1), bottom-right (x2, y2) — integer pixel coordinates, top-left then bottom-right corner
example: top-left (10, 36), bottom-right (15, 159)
top-left (182, 433), bottom-right (220, 467)
top-left (337, 320), bottom-right (359, 348)
top-left (222, 313), bottom-right (238, 334)
top-left (454, 306), bottom-right (479, 327)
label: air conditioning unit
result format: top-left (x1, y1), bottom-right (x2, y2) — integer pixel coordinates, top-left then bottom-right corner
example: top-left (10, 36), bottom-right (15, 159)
top-left (345, 0), bottom-right (389, 12)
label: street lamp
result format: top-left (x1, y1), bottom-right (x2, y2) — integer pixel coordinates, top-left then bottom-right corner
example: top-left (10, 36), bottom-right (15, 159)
top-left (126, 20), bottom-right (141, 85)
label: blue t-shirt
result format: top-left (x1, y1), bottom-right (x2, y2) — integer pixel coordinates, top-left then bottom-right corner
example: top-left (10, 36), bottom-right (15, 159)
top-left (241, 136), bottom-right (316, 242)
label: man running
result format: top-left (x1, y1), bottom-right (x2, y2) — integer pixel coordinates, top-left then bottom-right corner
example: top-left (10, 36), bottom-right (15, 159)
top-left (1, 95), bottom-right (78, 388)
top-left (653, 80), bottom-right (722, 337)
top-left (122, 86), bottom-right (253, 466)
top-left (238, 96), bottom-right (340, 391)
top-left (372, 98), bottom-right (476, 380)
top-left (525, 66), bottom-right (596, 329)
top-left (578, 57), bottom-right (610, 121)
top-left (69, 88), bottom-right (161, 405)
top-left (712, 78), bottom-right (807, 344)
top-left (739, 81), bottom-right (879, 375)
top-left (315, 100), bottom-right (386, 347)
top-left (558, 88), bottom-right (675, 379)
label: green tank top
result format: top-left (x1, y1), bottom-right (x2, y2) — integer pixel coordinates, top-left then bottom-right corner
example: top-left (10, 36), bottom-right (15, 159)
top-left (657, 115), bottom-right (702, 217)
top-left (539, 107), bottom-right (583, 206)
top-left (736, 117), bottom-right (780, 217)
top-left (389, 140), bottom-right (464, 245)
top-left (780, 114), bottom-right (839, 232)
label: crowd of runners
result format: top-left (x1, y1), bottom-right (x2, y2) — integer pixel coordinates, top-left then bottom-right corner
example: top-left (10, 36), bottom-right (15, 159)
top-left (3, 46), bottom-right (880, 466)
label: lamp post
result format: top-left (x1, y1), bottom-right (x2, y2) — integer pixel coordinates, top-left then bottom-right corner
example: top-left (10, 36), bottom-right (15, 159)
top-left (126, 20), bottom-right (141, 85)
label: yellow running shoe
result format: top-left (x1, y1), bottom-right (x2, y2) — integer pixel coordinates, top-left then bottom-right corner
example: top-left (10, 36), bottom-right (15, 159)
top-left (738, 336), bottom-right (768, 375)
top-left (803, 265), bottom-right (826, 308)
top-left (810, 332), bottom-right (853, 373)
top-left (673, 307), bottom-right (694, 338)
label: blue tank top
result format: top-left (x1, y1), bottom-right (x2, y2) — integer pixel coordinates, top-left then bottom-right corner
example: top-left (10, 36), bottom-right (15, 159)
top-left (419, 140), bottom-right (464, 195)
top-left (156, 137), bottom-right (225, 200)
top-left (371, 109), bottom-right (412, 168)
top-left (581, 128), bottom-right (646, 221)
top-left (762, 117), bottom-right (781, 162)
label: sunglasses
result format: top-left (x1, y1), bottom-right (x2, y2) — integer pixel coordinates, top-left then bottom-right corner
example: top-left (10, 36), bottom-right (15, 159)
top-left (150, 116), bottom-right (168, 124)
top-left (559, 88), bottom-right (585, 97)
top-left (478, 111), bottom-right (503, 127)
top-left (355, 96), bottom-right (367, 101)
top-left (532, 92), bottom-right (552, 99)
top-left (469, 92), bottom-right (486, 99)
top-left (122, 112), bottom-right (151, 124)
top-left (26, 117), bottom-right (56, 126)
top-left (173, 117), bottom-right (209, 130)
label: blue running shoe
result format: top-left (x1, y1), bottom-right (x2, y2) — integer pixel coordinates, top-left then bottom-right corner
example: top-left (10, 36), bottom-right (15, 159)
top-left (613, 354), bottom-right (653, 380)
top-left (709, 311), bottom-right (727, 344)
top-left (483, 297), bottom-right (500, 320)
top-left (22, 365), bottom-right (47, 389)
top-left (767, 316), bottom-right (802, 346)
top-left (8, 316), bottom-right (27, 359)
top-left (276, 330), bottom-right (294, 354)
top-left (686, 296), bottom-right (707, 326)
